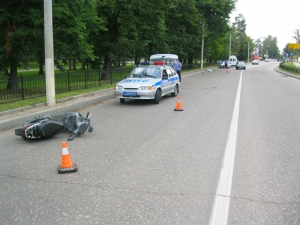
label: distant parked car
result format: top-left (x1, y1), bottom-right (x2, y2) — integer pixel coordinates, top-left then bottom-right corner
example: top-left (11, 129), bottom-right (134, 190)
top-left (252, 60), bottom-right (259, 65)
top-left (236, 61), bottom-right (246, 70)
top-left (228, 55), bottom-right (238, 67)
top-left (218, 61), bottom-right (225, 68)
top-left (265, 58), bottom-right (270, 62)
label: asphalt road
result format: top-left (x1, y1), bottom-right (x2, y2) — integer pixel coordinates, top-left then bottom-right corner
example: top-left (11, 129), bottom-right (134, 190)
top-left (1, 61), bottom-right (300, 225)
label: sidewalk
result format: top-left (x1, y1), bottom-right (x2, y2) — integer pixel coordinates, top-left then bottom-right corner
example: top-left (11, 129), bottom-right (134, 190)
top-left (293, 61), bottom-right (300, 67)
top-left (0, 88), bottom-right (114, 132)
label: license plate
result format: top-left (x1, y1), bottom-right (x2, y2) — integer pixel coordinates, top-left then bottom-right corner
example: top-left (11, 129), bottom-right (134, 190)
top-left (123, 92), bottom-right (137, 96)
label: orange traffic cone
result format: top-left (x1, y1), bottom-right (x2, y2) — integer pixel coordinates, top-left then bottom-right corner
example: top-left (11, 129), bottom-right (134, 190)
top-left (58, 141), bottom-right (77, 174)
top-left (226, 69), bottom-right (228, 73)
top-left (174, 96), bottom-right (183, 111)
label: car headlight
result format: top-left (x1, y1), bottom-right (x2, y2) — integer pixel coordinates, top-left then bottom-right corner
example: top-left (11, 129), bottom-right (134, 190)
top-left (139, 86), bottom-right (152, 90)
top-left (115, 85), bottom-right (123, 90)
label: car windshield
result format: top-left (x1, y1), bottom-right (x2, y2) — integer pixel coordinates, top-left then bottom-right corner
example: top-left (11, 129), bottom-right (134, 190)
top-left (239, 61), bottom-right (245, 65)
top-left (127, 67), bottom-right (161, 78)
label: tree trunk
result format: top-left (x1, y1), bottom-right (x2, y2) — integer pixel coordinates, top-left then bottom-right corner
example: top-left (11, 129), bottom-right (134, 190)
top-left (148, 43), bottom-right (153, 59)
top-left (38, 64), bottom-right (44, 75)
top-left (38, 55), bottom-right (44, 75)
top-left (101, 55), bottom-right (111, 80)
top-left (72, 59), bottom-right (76, 70)
top-left (7, 63), bottom-right (18, 92)
top-left (68, 59), bottom-right (71, 70)
top-left (3, 63), bottom-right (9, 77)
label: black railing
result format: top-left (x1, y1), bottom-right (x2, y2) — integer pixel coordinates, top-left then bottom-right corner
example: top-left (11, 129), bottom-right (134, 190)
top-left (0, 63), bottom-right (202, 104)
top-left (0, 67), bottom-right (133, 104)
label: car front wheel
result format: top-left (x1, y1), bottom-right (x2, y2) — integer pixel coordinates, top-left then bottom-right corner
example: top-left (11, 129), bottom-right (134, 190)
top-left (120, 98), bottom-right (125, 103)
top-left (154, 89), bottom-right (161, 104)
top-left (171, 84), bottom-right (178, 97)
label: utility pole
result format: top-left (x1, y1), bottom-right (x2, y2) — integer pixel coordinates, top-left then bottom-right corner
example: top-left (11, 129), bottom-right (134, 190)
top-left (44, 0), bottom-right (56, 106)
top-left (229, 32), bottom-right (231, 58)
top-left (200, 21), bottom-right (205, 70)
top-left (260, 43), bottom-right (262, 60)
top-left (201, 34), bottom-right (204, 69)
top-left (248, 40), bottom-right (249, 63)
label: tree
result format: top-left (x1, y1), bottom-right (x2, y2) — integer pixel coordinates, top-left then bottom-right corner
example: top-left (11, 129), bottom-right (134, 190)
top-left (0, 0), bottom-right (44, 92)
top-left (293, 26), bottom-right (300, 43)
top-left (52, 0), bottom-right (105, 70)
top-left (231, 14), bottom-right (247, 58)
top-left (196, 0), bottom-right (235, 62)
top-left (262, 35), bottom-right (279, 59)
top-left (1, 0), bottom-right (238, 91)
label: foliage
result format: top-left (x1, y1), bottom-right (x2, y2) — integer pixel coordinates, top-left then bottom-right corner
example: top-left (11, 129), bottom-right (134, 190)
top-left (0, 0), bottom-right (237, 90)
top-left (230, 14), bottom-right (252, 60)
top-left (293, 26), bottom-right (300, 44)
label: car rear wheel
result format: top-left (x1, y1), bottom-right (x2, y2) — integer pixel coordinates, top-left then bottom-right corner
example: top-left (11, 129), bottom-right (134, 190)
top-left (171, 84), bottom-right (178, 97)
top-left (120, 98), bottom-right (125, 103)
top-left (154, 89), bottom-right (161, 104)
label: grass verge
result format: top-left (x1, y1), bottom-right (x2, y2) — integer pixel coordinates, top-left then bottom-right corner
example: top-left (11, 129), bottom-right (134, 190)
top-left (0, 84), bottom-right (115, 112)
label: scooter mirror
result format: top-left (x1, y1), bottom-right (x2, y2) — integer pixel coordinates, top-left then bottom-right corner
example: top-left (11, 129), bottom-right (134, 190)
top-left (68, 134), bottom-right (75, 141)
top-left (88, 126), bottom-right (93, 132)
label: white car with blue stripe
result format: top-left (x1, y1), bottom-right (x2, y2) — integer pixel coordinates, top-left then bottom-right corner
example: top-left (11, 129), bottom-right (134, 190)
top-left (114, 62), bottom-right (180, 104)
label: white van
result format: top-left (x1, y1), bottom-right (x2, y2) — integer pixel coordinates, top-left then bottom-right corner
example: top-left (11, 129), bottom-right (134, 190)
top-left (228, 55), bottom-right (238, 67)
top-left (150, 54), bottom-right (178, 66)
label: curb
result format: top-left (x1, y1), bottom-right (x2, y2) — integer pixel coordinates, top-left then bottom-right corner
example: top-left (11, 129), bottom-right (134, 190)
top-left (274, 66), bottom-right (300, 79)
top-left (0, 88), bottom-right (114, 132)
top-left (0, 88), bottom-right (114, 117)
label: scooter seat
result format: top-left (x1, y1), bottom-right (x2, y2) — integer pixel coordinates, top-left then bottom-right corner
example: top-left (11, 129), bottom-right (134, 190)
top-left (35, 120), bottom-right (64, 138)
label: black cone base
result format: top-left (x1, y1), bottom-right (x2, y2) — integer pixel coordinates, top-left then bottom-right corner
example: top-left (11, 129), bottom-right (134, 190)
top-left (58, 163), bottom-right (78, 174)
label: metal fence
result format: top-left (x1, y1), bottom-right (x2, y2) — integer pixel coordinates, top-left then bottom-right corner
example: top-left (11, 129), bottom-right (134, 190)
top-left (0, 63), bottom-right (201, 104)
top-left (0, 67), bottom-right (133, 104)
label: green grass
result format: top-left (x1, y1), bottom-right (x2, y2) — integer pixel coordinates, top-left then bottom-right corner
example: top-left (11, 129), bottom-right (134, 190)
top-left (0, 84), bottom-right (116, 112)
top-left (279, 62), bottom-right (300, 76)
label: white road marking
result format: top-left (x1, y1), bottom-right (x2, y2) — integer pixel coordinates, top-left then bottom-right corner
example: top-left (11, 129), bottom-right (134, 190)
top-left (209, 71), bottom-right (243, 225)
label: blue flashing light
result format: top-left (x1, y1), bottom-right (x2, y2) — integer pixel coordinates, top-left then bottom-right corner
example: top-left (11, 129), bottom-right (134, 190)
top-left (141, 61), bottom-right (165, 66)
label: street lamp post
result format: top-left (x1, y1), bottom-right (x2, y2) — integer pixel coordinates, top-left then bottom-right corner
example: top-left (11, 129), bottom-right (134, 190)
top-left (201, 34), bottom-right (204, 69)
top-left (200, 21), bottom-right (205, 70)
top-left (248, 40), bottom-right (249, 63)
top-left (44, 0), bottom-right (56, 106)
top-left (229, 32), bottom-right (231, 58)
top-left (260, 44), bottom-right (262, 60)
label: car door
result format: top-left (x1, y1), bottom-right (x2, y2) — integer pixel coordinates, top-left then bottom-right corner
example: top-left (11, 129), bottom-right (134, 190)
top-left (166, 68), bottom-right (176, 93)
top-left (161, 69), bottom-right (169, 95)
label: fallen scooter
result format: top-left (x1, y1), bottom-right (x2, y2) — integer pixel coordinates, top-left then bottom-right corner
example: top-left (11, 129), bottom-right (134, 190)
top-left (15, 112), bottom-right (93, 141)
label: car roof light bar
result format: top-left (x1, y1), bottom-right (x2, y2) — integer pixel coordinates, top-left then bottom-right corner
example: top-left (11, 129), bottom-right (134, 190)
top-left (140, 61), bottom-right (165, 66)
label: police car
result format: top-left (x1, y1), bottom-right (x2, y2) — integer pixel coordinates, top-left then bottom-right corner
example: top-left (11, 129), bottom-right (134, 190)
top-left (114, 61), bottom-right (180, 104)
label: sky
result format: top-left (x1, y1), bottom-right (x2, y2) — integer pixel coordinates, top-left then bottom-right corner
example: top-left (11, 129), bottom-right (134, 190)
top-left (229, 0), bottom-right (300, 51)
